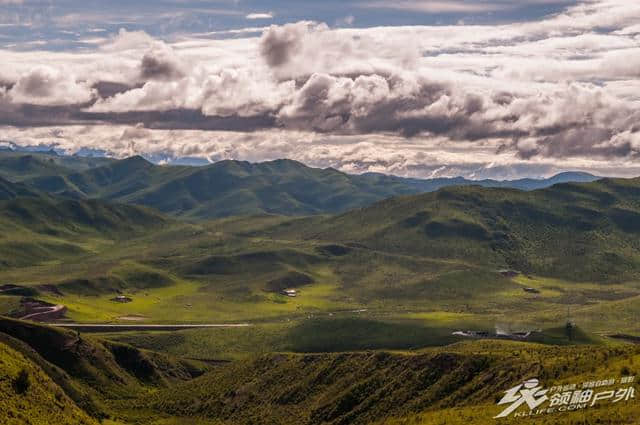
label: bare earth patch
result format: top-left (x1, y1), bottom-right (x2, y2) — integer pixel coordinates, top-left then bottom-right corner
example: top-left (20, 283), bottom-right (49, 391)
top-left (118, 315), bottom-right (149, 321)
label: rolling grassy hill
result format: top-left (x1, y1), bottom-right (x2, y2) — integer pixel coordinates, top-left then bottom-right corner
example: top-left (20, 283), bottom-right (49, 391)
top-left (265, 177), bottom-right (640, 283)
top-left (0, 196), bottom-right (168, 268)
top-left (0, 176), bottom-right (42, 201)
top-left (0, 197), bottom-right (167, 236)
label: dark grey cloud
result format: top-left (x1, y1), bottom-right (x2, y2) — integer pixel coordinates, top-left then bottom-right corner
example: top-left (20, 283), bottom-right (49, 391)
top-left (7, 66), bottom-right (95, 105)
top-left (277, 73), bottom-right (502, 138)
top-left (92, 81), bottom-right (140, 98)
top-left (85, 109), bottom-right (277, 131)
top-left (3, 67), bottom-right (639, 162)
top-left (139, 47), bottom-right (185, 81)
top-left (0, 100), bottom-right (97, 127)
top-left (516, 127), bottom-right (638, 160)
top-left (0, 98), bottom-right (276, 132)
top-left (14, 68), bottom-right (53, 97)
top-left (259, 22), bottom-right (305, 67)
top-left (274, 70), bottom-right (640, 162)
top-left (0, 80), bottom-right (14, 91)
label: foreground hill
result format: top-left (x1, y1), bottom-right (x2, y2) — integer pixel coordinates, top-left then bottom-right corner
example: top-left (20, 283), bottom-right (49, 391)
top-left (1, 317), bottom-right (638, 425)
top-left (0, 151), bottom-right (600, 219)
top-left (143, 340), bottom-right (640, 425)
top-left (0, 336), bottom-right (98, 425)
top-left (0, 317), bottom-right (207, 424)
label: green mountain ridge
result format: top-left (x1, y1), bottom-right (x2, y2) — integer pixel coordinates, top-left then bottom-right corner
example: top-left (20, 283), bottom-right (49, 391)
top-left (22, 156), bottom-right (421, 218)
top-left (0, 151), bottom-right (602, 219)
top-left (0, 151), bottom-right (113, 182)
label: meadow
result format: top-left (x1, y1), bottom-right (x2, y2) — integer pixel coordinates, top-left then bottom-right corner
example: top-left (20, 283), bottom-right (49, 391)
top-left (2, 153), bottom-right (640, 423)
top-left (2, 201), bottom-right (640, 359)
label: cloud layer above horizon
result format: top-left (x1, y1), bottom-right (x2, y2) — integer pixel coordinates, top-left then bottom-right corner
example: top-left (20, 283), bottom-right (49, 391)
top-left (1, 0), bottom-right (640, 179)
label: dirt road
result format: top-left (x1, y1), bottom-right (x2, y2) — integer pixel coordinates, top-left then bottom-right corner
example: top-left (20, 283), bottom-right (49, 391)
top-left (20, 304), bottom-right (66, 321)
top-left (47, 323), bottom-right (251, 332)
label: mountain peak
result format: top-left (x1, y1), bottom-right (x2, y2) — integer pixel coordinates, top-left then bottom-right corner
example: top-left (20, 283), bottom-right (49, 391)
top-left (261, 158), bottom-right (308, 171)
top-left (122, 154), bottom-right (150, 163)
top-left (547, 171), bottom-right (599, 184)
top-left (117, 155), bottom-right (154, 168)
top-left (550, 171), bottom-right (598, 179)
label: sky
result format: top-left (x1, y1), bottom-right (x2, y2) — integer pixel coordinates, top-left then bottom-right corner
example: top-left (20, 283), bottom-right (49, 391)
top-left (1, 0), bottom-right (639, 179)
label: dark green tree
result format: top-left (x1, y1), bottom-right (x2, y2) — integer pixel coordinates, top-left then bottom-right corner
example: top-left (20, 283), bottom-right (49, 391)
top-left (13, 368), bottom-right (30, 394)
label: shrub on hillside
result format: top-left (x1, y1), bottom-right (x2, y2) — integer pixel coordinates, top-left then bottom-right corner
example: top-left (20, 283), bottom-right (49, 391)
top-left (12, 368), bottom-right (30, 394)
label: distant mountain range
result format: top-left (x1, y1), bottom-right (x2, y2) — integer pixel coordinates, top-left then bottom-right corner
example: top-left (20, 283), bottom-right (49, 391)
top-left (0, 150), bottom-right (601, 219)
top-left (367, 171), bottom-right (600, 192)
